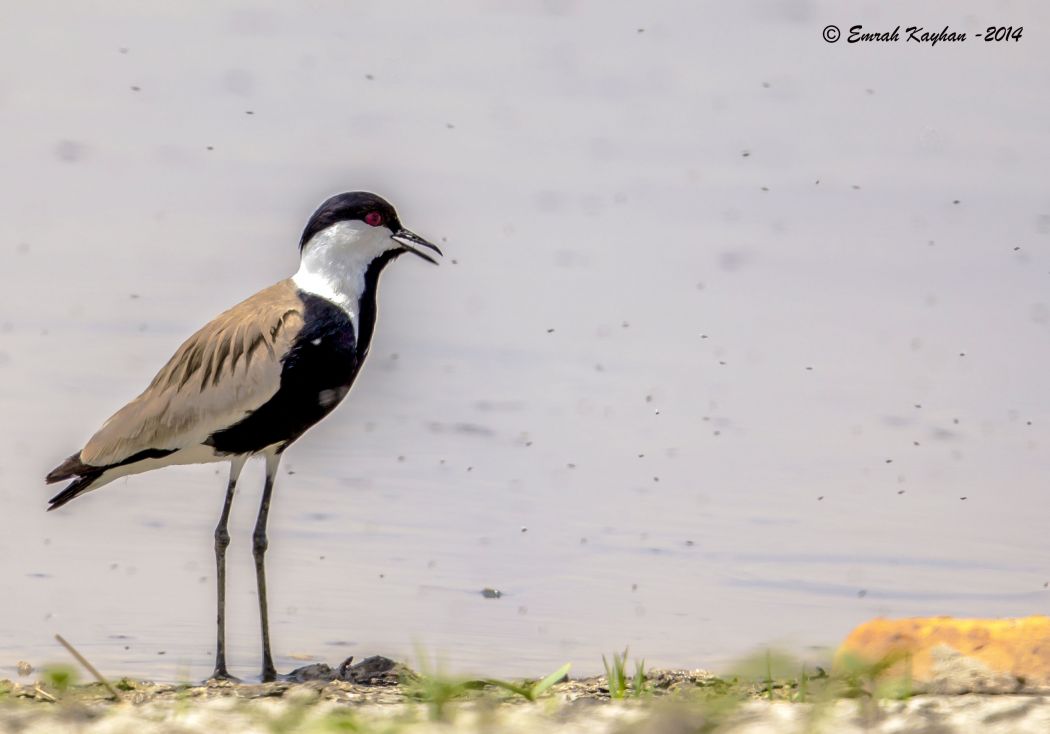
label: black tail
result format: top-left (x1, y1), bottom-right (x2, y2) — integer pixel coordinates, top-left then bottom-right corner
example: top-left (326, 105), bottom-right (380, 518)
top-left (47, 473), bottom-right (104, 511)
top-left (46, 452), bottom-right (103, 511)
top-left (46, 447), bottom-right (177, 511)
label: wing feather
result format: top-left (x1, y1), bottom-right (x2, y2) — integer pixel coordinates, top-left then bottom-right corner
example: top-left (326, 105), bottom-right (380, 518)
top-left (79, 280), bottom-right (305, 467)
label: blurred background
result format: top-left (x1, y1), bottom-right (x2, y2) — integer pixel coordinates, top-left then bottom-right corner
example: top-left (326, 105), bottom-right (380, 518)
top-left (1, 0), bottom-right (1048, 682)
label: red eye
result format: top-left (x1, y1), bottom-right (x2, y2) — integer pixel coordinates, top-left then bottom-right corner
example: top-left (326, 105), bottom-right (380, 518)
top-left (364, 211), bottom-right (383, 227)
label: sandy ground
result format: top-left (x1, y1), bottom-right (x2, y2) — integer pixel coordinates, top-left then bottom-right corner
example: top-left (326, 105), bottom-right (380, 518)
top-left (5, 691), bottom-right (1050, 734)
top-left (5, 669), bottom-right (1050, 734)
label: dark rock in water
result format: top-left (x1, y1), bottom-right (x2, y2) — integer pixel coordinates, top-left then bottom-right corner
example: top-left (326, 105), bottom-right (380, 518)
top-left (284, 663), bottom-right (336, 683)
top-left (339, 655), bottom-right (405, 685)
top-left (285, 655), bottom-right (405, 685)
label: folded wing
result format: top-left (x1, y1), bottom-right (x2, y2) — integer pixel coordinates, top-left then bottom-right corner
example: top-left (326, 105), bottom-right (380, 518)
top-left (79, 279), bottom-right (305, 468)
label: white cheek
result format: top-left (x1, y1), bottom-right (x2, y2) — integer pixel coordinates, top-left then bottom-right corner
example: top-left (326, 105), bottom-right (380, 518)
top-left (292, 221), bottom-right (397, 340)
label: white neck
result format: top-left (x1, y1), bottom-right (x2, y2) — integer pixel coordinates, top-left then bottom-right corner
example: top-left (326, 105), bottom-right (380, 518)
top-left (292, 220), bottom-right (398, 340)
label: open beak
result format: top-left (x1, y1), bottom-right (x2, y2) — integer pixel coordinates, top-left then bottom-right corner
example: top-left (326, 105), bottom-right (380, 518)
top-left (392, 228), bottom-right (443, 265)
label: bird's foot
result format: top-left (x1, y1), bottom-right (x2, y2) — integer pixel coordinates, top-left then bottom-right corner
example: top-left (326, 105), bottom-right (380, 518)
top-left (208, 668), bottom-right (241, 684)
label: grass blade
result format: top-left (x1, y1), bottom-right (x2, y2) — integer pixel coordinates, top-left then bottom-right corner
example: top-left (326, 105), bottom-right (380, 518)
top-left (54, 634), bottom-right (122, 702)
top-left (531, 662), bottom-right (572, 699)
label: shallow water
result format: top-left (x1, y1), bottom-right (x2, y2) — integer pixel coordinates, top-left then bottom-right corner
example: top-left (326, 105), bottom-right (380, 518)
top-left (2, 0), bottom-right (1050, 682)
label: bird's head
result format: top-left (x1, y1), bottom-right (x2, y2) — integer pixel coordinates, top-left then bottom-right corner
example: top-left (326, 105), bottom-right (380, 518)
top-left (298, 191), bottom-right (442, 265)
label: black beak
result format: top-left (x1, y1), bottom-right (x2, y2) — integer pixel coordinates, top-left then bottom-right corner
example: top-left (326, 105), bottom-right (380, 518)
top-left (392, 228), bottom-right (442, 265)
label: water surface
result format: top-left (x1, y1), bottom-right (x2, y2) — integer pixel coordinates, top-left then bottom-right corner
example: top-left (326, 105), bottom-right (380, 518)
top-left (1, 0), bottom-right (1049, 681)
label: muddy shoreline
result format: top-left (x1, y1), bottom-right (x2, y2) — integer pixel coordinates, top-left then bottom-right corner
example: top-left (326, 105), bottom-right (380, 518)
top-left (5, 662), bottom-right (1050, 733)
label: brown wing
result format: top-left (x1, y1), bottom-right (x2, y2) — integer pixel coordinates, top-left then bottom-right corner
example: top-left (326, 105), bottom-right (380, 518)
top-left (79, 279), bottom-right (306, 467)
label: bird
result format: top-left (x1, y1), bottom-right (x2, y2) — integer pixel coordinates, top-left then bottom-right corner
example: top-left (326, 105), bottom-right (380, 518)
top-left (44, 191), bottom-right (441, 682)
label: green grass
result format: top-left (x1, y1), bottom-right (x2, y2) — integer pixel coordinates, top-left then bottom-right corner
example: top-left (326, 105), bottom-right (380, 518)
top-left (2, 644), bottom-right (934, 734)
top-left (481, 662), bottom-right (572, 702)
top-left (404, 648), bottom-right (572, 720)
top-left (401, 655), bottom-right (474, 721)
top-left (602, 648), bottom-right (649, 699)
top-left (40, 665), bottom-right (77, 695)
top-left (632, 657), bottom-right (649, 697)
top-left (603, 649), bottom-right (629, 699)
top-left (835, 649), bottom-right (915, 700)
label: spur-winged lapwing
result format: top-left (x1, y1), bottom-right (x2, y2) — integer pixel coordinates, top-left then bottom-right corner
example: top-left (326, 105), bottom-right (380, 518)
top-left (45, 192), bottom-right (441, 682)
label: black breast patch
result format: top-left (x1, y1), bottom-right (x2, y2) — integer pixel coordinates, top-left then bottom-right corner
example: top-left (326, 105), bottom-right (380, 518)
top-left (205, 292), bottom-right (363, 455)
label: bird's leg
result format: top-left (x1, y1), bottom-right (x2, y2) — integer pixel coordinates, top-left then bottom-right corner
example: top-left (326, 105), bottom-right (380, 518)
top-left (253, 451), bottom-right (282, 682)
top-left (212, 455), bottom-right (246, 681)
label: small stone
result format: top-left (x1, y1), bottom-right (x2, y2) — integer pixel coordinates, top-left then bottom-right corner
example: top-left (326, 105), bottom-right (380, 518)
top-left (340, 655), bottom-right (402, 684)
top-left (286, 662), bottom-right (335, 682)
top-left (481, 587), bottom-right (503, 599)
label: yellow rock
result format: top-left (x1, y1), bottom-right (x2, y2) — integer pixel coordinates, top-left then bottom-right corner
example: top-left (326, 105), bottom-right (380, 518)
top-left (836, 616), bottom-right (1050, 691)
